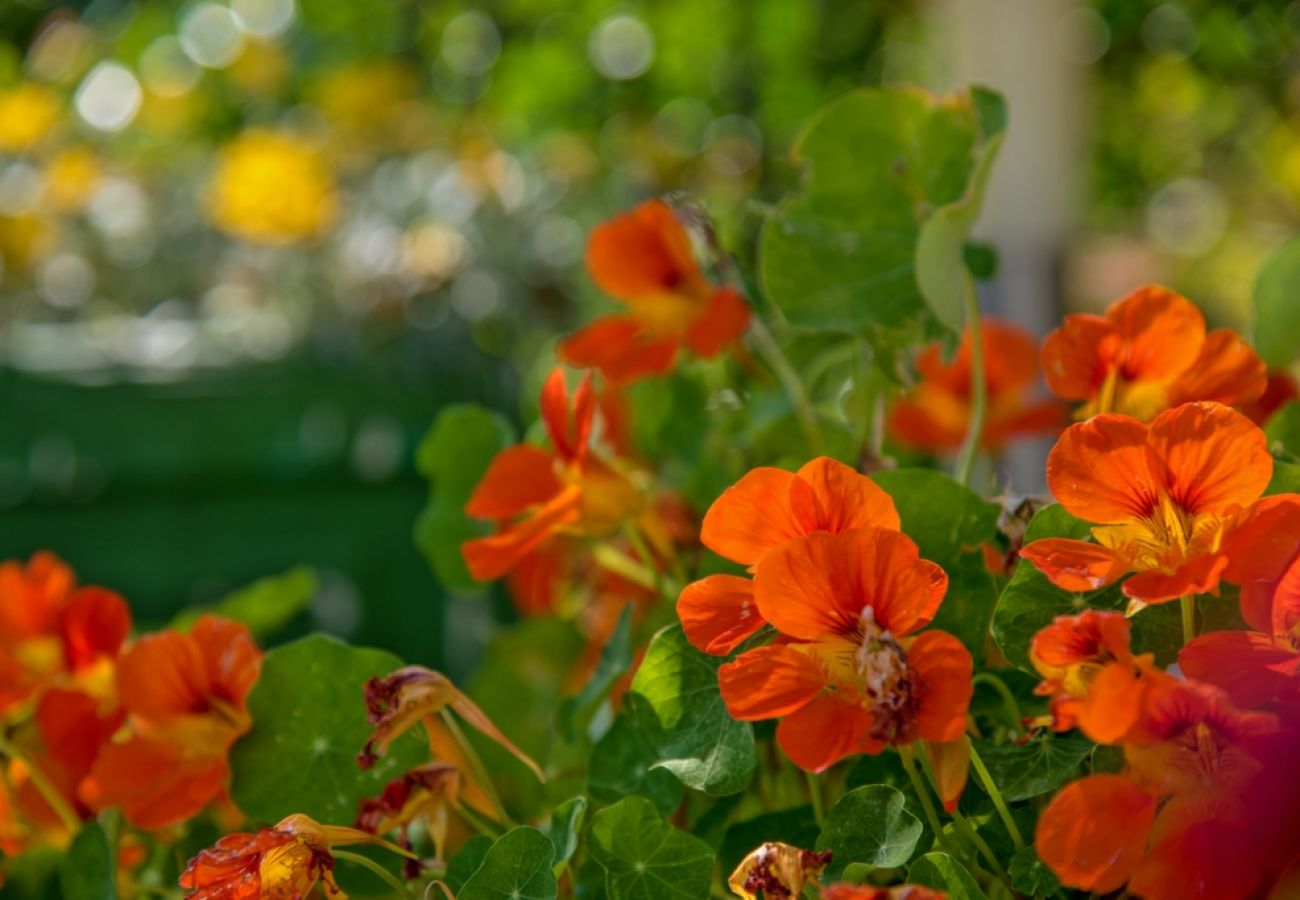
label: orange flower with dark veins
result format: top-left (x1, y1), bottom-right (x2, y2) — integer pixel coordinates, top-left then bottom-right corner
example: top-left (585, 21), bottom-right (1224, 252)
top-left (0, 551), bottom-right (131, 713)
top-left (679, 457), bottom-right (899, 656)
top-left (889, 319), bottom-right (1062, 453)
top-left (1019, 402), bottom-right (1276, 610)
top-left (462, 368), bottom-right (644, 584)
top-left (80, 616), bottom-right (261, 829)
top-left (1041, 285), bottom-right (1265, 420)
top-left (717, 527), bottom-right (972, 806)
top-left (1030, 610), bottom-right (1168, 742)
top-left (1036, 679), bottom-right (1288, 900)
top-left (559, 199), bottom-right (749, 383)
top-left (180, 814), bottom-right (392, 899)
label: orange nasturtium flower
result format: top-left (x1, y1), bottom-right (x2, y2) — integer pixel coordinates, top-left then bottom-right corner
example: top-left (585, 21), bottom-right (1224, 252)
top-left (1030, 610), bottom-right (1167, 742)
top-left (559, 199), bottom-right (750, 384)
top-left (1041, 284), bottom-right (1266, 420)
top-left (727, 842), bottom-right (832, 900)
top-left (716, 527), bottom-right (972, 801)
top-left (0, 551), bottom-right (131, 714)
top-left (679, 457), bottom-right (900, 656)
top-left (820, 886), bottom-right (947, 900)
top-left (462, 368), bottom-right (644, 583)
top-left (1019, 402), bottom-right (1278, 610)
top-left (80, 615), bottom-right (261, 829)
top-left (1036, 679), bottom-right (1285, 899)
top-left (889, 319), bottom-right (1062, 454)
top-left (180, 813), bottom-right (400, 899)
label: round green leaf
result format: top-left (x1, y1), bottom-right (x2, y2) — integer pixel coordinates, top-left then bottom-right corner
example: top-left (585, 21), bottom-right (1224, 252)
top-left (230, 634), bottom-right (426, 824)
top-left (588, 796), bottom-right (716, 900)
top-left (459, 827), bottom-right (558, 900)
top-left (968, 736), bottom-right (1093, 803)
top-left (816, 784), bottom-right (924, 877)
top-left (628, 625), bottom-right (756, 796)
top-left (1009, 845), bottom-right (1061, 897)
top-left (588, 706), bottom-right (683, 815)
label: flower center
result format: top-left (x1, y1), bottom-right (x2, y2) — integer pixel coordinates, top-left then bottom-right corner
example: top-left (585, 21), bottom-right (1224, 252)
top-left (854, 608), bottom-right (919, 745)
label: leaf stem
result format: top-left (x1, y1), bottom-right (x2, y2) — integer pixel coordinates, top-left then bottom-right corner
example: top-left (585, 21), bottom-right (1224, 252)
top-left (747, 316), bottom-right (824, 456)
top-left (0, 734), bottom-right (81, 835)
top-left (804, 769), bottom-right (825, 826)
top-left (1180, 594), bottom-right (1197, 646)
top-left (967, 742), bottom-right (1024, 850)
top-left (972, 673), bottom-right (1024, 736)
top-left (332, 849), bottom-right (416, 899)
top-left (897, 745), bottom-right (956, 857)
top-left (954, 279), bottom-right (986, 487)
top-left (949, 806), bottom-right (1012, 889)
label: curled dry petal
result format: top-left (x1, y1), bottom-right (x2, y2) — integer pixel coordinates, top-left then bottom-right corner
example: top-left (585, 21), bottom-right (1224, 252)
top-left (727, 841), bottom-right (832, 900)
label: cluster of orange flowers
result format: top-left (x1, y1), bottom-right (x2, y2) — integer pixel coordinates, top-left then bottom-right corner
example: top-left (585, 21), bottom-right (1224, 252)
top-left (0, 552), bottom-right (261, 857)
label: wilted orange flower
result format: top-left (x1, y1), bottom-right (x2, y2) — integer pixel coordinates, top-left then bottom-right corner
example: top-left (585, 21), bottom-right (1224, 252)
top-left (1036, 679), bottom-right (1284, 899)
top-left (1041, 285), bottom-right (1266, 420)
top-left (679, 457), bottom-right (899, 656)
top-left (0, 551), bottom-right (131, 714)
top-left (1020, 402), bottom-right (1275, 609)
top-left (355, 758), bottom-right (483, 873)
top-left (717, 527), bottom-right (972, 800)
top-left (889, 319), bottom-right (1062, 453)
top-left (820, 886), bottom-right (946, 900)
top-left (1030, 610), bottom-right (1167, 742)
top-left (727, 842), bottom-right (832, 899)
top-left (180, 813), bottom-right (394, 899)
top-left (559, 199), bottom-right (750, 383)
top-left (462, 368), bottom-right (644, 583)
top-left (80, 616), bottom-right (261, 829)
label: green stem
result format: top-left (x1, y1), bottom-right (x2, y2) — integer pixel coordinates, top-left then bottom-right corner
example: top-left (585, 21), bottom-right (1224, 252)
top-left (949, 806), bottom-right (1013, 889)
top-left (968, 742), bottom-right (1024, 850)
top-left (747, 316), bottom-right (824, 456)
top-left (439, 710), bottom-right (513, 828)
top-left (332, 849), bottom-right (416, 899)
top-left (898, 746), bottom-right (956, 857)
top-left (804, 769), bottom-right (825, 827)
top-left (0, 734), bottom-right (81, 835)
top-left (954, 279), bottom-right (987, 487)
top-left (1180, 594), bottom-right (1197, 646)
top-left (590, 544), bottom-right (657, 591)
top-left (972, 673), bottom-right (1024, 735)
top-left (623, 523), bottom-right (664, 599)
top-left (457, 801), bottom-right (506, 840)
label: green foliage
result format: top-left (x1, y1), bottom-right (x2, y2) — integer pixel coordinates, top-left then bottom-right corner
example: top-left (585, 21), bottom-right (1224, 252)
top-left (816, 784), bottom-right (924, 878)
top-left (547, 796), bottom-right (589, 869)
top-left (559, 606), bottom-right (633, 742)
top-left (588, 706), bottom-right (684, 815)
top-left (627, 626), bottom-right (757, 796)
top-left (587, 796), bottom-right (716, 900)
top-left (458, 827), bottom-right (559, 900)
top-left (1009, 845), bottom-right (1062, 897)
top-left (446, 835), bottom-right (495, 893)
top-left (992, 504), bottom-right (1181, 672)
top-left (1253, 236), bottom-right (1300, 367)
top-left (1268, 459), bottom-right (1300, 495)
top-left (1266, 402), bottom-right (1300, 459)
top-left (414, 405), bottom-right (516, 591)
top-left (170, 566), bottom-right (316, 639)
top-left (719, 806), bottom-right (820, 876)
top-left (58, 824), bottom-right (114, 900)
top-left (970, 736), bottom-right (1093, 803)
top-left (909, 851), bottom-right (989, 899)
top-left (229, 634), bottom-right (424, 824)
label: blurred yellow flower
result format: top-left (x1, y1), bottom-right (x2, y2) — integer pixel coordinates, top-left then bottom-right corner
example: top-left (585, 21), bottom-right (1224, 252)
top-left (207, 130), bottom-right (337, 245)
top-left (0, 213), bottom-right (56, 269)
top-left (309, 60), bottom-right (431, 153)
top-left (43, 146), bottom-right (101, 211)
top-left (0, 83), bottom-right (61, 153)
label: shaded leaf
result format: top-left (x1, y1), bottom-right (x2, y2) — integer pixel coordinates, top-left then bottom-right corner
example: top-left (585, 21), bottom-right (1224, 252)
top-left (970, 736), bottom-right (1093, 803)
top-left (446, 835), bottom-right (494, 893)
top-left (548, 795), bottom-right (589, 868)
top-left (1253, 237), bottom-right (1300, 367)
top-left (1009, 845), bottom-right (1061, 897)
top-left (230, 634), bottom-right (425, 824)
top-left (171, 566), bottom-right (316, 638)
top-left (59, 823), bottom-right (114, 900)
top-left (588, 705), bottom-right (683, 816)
top-left (459, 827), bottom-right (558, 900)
top-left (414, 405), bottom-right (515, 591)
top-left (559, 605), bottom-right (633, 741)
top-left (1267, 459), bottom-right (1300, 495)
top-left (587, 796), bottom-right (716, 900)
top-left (908, 852), bottom-right (989, 899)
top-left (816, 784), bottom-right (923, 878)
top-left (629, 625), bottom-right (756, 795)
top-left (1265, 402), bottom-right (1300, 460)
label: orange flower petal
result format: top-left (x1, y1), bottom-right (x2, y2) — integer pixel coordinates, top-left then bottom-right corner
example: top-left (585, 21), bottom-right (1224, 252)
top-left (909, 630), bottom-right (973, 744)
top-left (117, 630), bottom-right (211, 720)
top-left (1146, 402), bottom-right (1271, 516)
top-left (1106, 285), bottom-right (1205, 381)
top-left (1168, 328), bottom-right (1267, 409)
top-left (462, 485), bottom-right (582, 581)
top-left (1030, 609), bottom-right (1132, 672)
top-left (888, 384), bottom-right (969, 452)
top-left (924, 735), bottom-right (971, 813)
top-left (584, 199), bottom-right (700, 302)
top-left (1122, 552), bottom-right (1229, 606)
top-left (464, 445), bottom-right (563, 520)
top-left (189, 615), bottom-right (261, 709)
top-left (775, 692), bottom-right (876, 772)
top-left (794, 457), bottom-right (901, 534)
top-left (1075, 661), bottom-right (1150, 744)
top-left (1042, 312), bottom-right (1115, 400)
top-left (755, 528), bottom-right (944, 642)
top-left (1046, 414), bottom-right (1159, 522)
top-left (58, 586), bottom-right (131, 671)
top-left (1220, 494), bottom-right (1300, 587)
top-left (1035, 774), bottom-right (1157, 893)
top-left (678, 574), bottom-right (764, 656)
top-left (683, 286), bottom-right (749, 357)
top-left (82, 737), bottom-right (228, 829)
top-left (700, 467), bottom-right (817, 566)
top-left (718, 645), bottom-right (826, 720)
top-left (559, 316), bottom-right (680, 384)
top-left (1179, 630), bottom-right (1300, 710)
top-left (1020, 538), bottom-right (1130, 592)
top-left (1130, 811), bottom-right (1263, 900)
top-left (539, 368), bottom-right (596, 463)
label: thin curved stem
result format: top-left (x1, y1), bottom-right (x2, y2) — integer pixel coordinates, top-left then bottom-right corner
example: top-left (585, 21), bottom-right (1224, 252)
top-left (898, 745), bottom-right (957, 858)
top-left (747, 317), bottom-right (824, 456)
top-left (1180, 594), bottom-right (1197, 646)
top-left (804, 770), bottom-right (825, 827)
top-left (438, 710), bottom-right (513, 828)
top-left (949, 806), bottom-right (1013, 889)
top-left (954, 279), bottom-right (987, 487)
top-left (972, 673), bottom-right (1024, 735)
top-left (332, 849), bottom-right (416, 899)
top-left (968, 742), bottom-right (1025, 850)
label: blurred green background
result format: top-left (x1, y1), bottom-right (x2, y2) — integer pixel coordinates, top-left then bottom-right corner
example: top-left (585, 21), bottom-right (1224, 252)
top-left (2, 0), bottom-right (1297, 675)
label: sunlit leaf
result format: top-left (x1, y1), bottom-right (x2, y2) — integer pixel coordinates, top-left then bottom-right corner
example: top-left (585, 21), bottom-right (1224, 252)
top-left (446, 835), bottom-right (494, 893)
top-left (587, 796), bottom-right (716, 900)
top-left (459, 827), bottom-right (558, 900)
top-left (816, 784), bottom-right (923, 878)
top-left (909, 851), bottom-right (989, 899)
